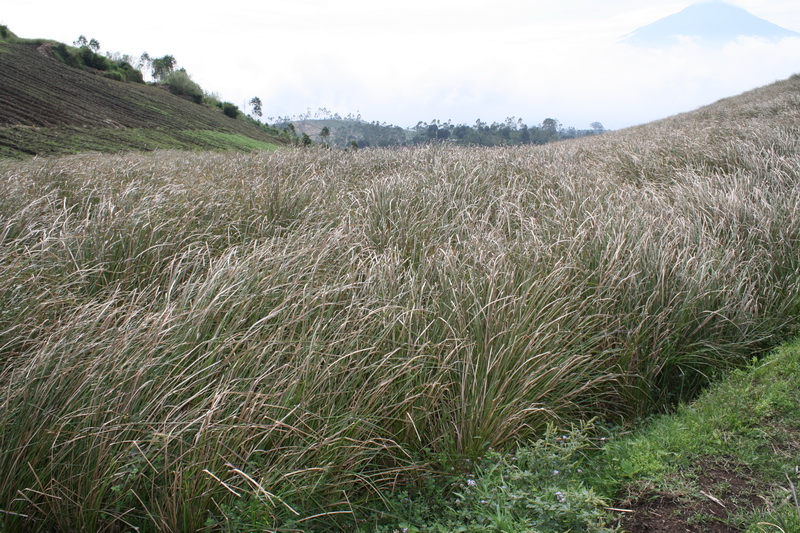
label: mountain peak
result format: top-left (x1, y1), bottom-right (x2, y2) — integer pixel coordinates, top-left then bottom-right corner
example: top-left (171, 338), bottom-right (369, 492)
top-left (622, 1), bottom-right (800, 47)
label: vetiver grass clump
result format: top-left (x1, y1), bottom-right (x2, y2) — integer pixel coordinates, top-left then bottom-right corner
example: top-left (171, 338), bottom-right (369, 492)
top-left (1, 76), bottom-right (800, 530)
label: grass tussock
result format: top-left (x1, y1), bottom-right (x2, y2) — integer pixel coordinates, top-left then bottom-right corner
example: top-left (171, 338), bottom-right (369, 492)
top-left (1, 76), bottom-right (800, 530)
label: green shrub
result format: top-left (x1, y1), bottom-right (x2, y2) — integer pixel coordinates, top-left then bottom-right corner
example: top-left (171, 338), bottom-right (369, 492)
top-left (46, 40), bottom-right (144, 83)
top-left (162, 69), bottom-right (203, 103)
top-left (221, 102), bottom-right (239, 118)
top-left (119, 62), bottom-right (144, 83)
top-left (102, 70), bottom-right (124, 82)
top-left (0, 25), bottom-right (15, 42)
top-left (51, 43), bottom-right (80, 68)
top-left (203, 92), bottom-right (222, 108)
top-left (79, 46), bottom-right (110, 70)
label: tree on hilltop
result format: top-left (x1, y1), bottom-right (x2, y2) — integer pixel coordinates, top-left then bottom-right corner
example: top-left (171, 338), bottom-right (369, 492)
top-left (151, 55), bottom-right (177, 81)
top-left (249, 97), bottom-right (263, 118)
top-left (542, 118), bottom-right (560, 133)
top-left (73, 35), bottom-right (100, 52)
top-left (139, 52), bottom-right (151, 75)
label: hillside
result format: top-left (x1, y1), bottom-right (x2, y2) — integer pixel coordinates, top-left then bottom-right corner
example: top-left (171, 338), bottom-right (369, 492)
top-left (1, 56), bottom-right (800, 531)
top-left (0, 36), bottom-right (287, 158)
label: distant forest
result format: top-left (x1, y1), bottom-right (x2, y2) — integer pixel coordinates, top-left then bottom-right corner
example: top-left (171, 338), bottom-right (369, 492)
top-left (271, 108), bottom-right (607, 149)
top-left (408, 116), bottom-right (606, 146)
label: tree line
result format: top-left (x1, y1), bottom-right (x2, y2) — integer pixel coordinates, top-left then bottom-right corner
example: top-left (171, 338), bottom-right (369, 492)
top-left (410, 117), bottom-right (606, 146)
top-left (270, 108), bottom-right (607, 149)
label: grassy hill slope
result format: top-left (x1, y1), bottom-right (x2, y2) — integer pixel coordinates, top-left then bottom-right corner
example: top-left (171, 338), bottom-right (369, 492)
top-left (0, 39), bottom-right (287, 157)
top-left (0, 67), bottom-right (799, 530)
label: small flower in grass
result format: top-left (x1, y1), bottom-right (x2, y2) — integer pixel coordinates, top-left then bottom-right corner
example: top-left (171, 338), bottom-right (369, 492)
top-left (555, 491), bottom-right (566, 503)
top-left (467, 478), bottom-right (477, 487)
top-left (552, 470), bottom-right (559, 476)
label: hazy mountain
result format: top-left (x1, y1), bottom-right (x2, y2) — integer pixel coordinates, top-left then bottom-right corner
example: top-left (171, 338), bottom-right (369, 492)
top-left (622, 1), bottom-right (800, 47)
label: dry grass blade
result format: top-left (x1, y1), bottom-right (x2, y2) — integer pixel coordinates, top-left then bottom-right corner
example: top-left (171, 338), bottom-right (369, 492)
top-left (1, 75), bottom-right (800, 530)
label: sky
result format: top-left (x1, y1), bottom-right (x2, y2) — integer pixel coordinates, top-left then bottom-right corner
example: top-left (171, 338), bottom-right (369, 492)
top-left (3, 1), bottom-right (800, 130)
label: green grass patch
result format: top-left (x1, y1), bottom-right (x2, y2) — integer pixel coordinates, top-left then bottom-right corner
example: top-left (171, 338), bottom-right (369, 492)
top-left (600, 339), bottom-right (800, 531)
top-left (355, 422), bottom-right (618, 532)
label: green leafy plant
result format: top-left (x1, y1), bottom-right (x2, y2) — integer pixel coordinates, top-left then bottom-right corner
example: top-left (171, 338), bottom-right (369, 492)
top-left (151, 54), bottom-right (176, 80)
top-left (372, 423), bottom-right (616, 532)
top-left (0, 24), bottom-right (16, 42)
top-left (163, 69), bottom-right (204, 103)
top-left (221, 102), bottom-right (240, 118)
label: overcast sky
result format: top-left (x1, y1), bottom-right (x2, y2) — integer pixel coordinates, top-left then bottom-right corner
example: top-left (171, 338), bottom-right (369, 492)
top-left (4, 1), bottom-right (800, 130)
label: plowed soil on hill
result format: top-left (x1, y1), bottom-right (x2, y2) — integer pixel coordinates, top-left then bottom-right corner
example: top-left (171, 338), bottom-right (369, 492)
top-left (0, 42), bottom-right (283, 156)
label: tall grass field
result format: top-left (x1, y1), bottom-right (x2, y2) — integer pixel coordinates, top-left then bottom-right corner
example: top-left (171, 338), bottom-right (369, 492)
top-left (1, 76), bottom-right (800, 530)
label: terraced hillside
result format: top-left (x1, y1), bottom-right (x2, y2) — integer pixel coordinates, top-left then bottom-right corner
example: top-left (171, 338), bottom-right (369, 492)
top-left (0, 40), bottom-right (286, 157)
